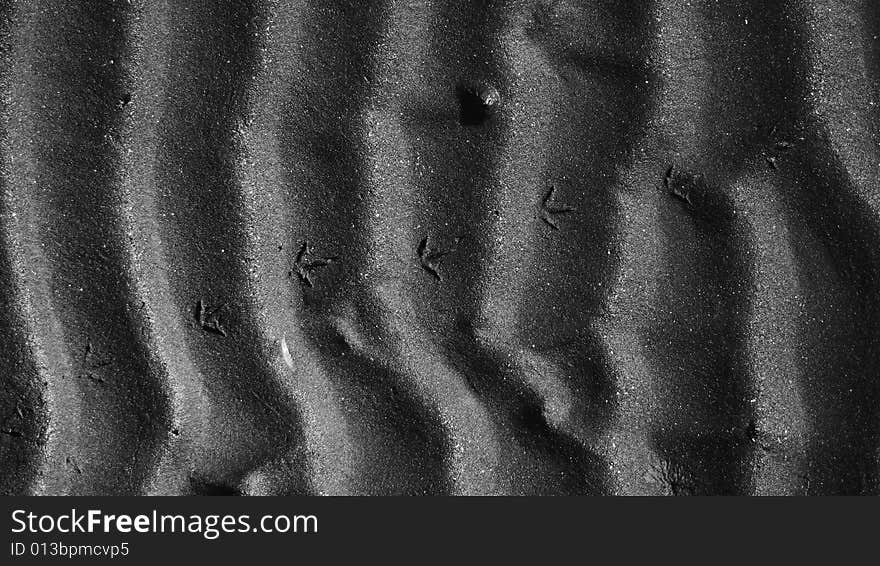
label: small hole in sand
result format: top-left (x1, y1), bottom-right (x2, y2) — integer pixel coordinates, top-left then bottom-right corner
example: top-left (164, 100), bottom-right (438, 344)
top-left (457, 83), bottom-right (500, 126)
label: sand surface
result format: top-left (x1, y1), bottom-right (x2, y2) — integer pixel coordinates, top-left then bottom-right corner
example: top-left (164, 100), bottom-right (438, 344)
top-left (1, 0), bottom-right (879, 495)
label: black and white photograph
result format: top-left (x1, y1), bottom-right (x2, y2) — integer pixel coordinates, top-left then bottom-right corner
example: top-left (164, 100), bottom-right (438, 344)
top-left (0, 0), bottom-right (876, 561)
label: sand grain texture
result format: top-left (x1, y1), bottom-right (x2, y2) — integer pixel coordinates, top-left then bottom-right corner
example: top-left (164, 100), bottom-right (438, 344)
top-left (1, 0), bottom-right (879, 495)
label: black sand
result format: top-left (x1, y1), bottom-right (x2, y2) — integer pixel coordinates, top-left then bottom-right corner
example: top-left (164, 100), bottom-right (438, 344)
top-left (1, 0), bottom-right (879, 495)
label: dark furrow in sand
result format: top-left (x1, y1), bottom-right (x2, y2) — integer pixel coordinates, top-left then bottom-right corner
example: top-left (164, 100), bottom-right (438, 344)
top-left (235, 0), bottom-right (358, 496)
top-left (119, 1), bottom-right (212, 495)
top-left (154, 0), bottom-right (309, 494)
top-left (387, 0), bottom-right (551, 495)
top-left (698, 0), bottom-right (813, 494)
top-left (395, 0), bottom-right (608, 495)
top-left (646, 177), bottom-right (754, 495)
top-left (0, 0), bottom-right (76, 496)
top-left (0, 244), bottom-right (44, 496)
top-left (0, 210), bottom-right (45, 495)
top-left (601, 0), bottom-right (757, 495)
top-left (1, 0), bottom-right (169, 495)
top-left (635, 0), bottom-right (758, 496)
top-left (392, 0), bottom-right (524, 494)
top-left (277, 0), bottom-right (449, 495)
top-left (786, 0), bottom-right (880, 494)
top-left (504, 0), bottom-right (654, 492)
top-left (464, 0), bottom-right (658, 494)
top-left (0, 0), bottom-right (48, 495)
top-left (599, 0), bottom-right (709, 495)
top-left (726, 169), bottom-right (809, 495)
top-left (858, 0), bottom-right (880, 486)
top-left (358, 0), bottom-right (506, 495)
top-left (778, 139), bottom-right (880, 495)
